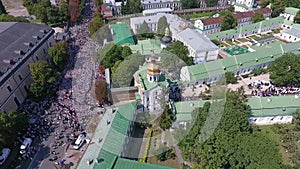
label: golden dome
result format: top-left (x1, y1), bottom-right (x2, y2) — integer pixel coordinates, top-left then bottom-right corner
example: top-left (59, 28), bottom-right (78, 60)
top-left (147, 53), bottom-right (160, 75)
top-left (165, 27), bottom-right (170, 37)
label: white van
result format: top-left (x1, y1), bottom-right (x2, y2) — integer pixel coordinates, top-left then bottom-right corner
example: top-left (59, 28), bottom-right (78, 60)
top-left (0, 148), bottom-right (10, 165)
top-left (73, 134), bottom-right (85, 150)
top-left (20, 138), bottom-right (32, 154)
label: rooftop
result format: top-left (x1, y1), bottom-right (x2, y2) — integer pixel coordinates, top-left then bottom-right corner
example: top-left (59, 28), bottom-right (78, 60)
top-left (142, 8), bottom-right (173, 15)
top-left (177, 28), bottom-right (219, 52)
top-left (111, 24), bottom-right (135, 45)
top-left (173, 95), bottom-right (300, 122)
top-left (207, 17), bottom-right (284, 40)
top-left (0, 22), bottom-right (53, 78)
top-left (248, 95), bottom-right (300, 117)
top-left (135, 65), bottom-right (174, 91)
top-left (284, 7), bottom-right (300, 16)
top-left (141, 0), bottom-right (175, 4)
top-left (184, 41), bottom-right (300, 83)
top-left (283, 28), bottom-right (300, 38)
top-left (93, 102), bottom-right (137, 169)
top-left (129, 39), bottom-right (162, 55)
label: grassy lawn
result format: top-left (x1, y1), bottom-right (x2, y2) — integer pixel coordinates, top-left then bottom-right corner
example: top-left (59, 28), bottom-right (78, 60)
top-left (180, 12), bottom-right (215, 19)
top-left (29, 19), bottom-right (43, 24)
top-left (256, 124), bottom-right (300, 166)
top-left (237, 38), bottom-right (248, 43)
top-left (249, 35), bottom-right (260, 40)
top-left (225, 39), bottom-right (234, 46)
top-left (220, 42), bottom-right (230, 47)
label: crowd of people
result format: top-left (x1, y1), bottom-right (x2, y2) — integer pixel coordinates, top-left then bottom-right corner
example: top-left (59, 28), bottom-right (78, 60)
top-left (9, 0), bottom-right (106, 168)
top-left (251, 85), bottom-right (300, 97)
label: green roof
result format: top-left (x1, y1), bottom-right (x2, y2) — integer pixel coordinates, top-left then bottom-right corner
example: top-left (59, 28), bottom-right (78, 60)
top-left (248, 96), bottom-right (300, 117)
top-left (207, 17), bottom-right (284, 40)
top-left (283, 20), bottom-right (300, 30)
top-left (111, 24), bottom-right (135, 45)
top-left (94, 102), bottom-right (137, 169)
top-left (185, 41), bottom-right (300, 83)
top-left (135, 92), bottom-right (141, 100)
top-left (285, 7), bottom-right (300, 15)
top-left (135, 65), bottom-right (174, 91)
top-left (114, 158), bottom-right (176, 169)
top-left (173, 96), bottom-right (300, 122)
top-left (129, 39), bottom-right (162, 55)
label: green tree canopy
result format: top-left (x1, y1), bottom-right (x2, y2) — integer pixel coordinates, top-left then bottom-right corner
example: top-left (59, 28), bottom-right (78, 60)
top-left (181, 0), bottom-right (199, 9)
top-left (205, 0), bottom-right (218, 7)
top-left (221, 11), bottom-right (237, 31)
top-left (164, 41), bottom-right (192, 66)
top-left (0, 14), bottom-right (29, 22)
top-left (225, 72), bottom-right (238, 84)
top-left (0, 0), bottom-right (7, 15)
top-left (271, 0), bottom-right (286, 17)
top-left (294, 10), bottom-right (300, 24)
top-left (178, 90), bottom-right (286, 169)
top-left (48, 41), bottom-right (70, 70)
top-left (253, 12), bottom-right (265, 23)
top-left (88, 14), bottom-right (104, 36)
top-left (29, 60), bottom-right (60, 98)
top-left (157, 16), bottom-right (168, 35)
top-left (111, 52), bottom-right (144, 87)
top-left (0, 111), bottom-right (28, 147)
top-left (121, 46), bottom-right (132, 59)
top-left (137, 21), bottom-right (150, 35)
top-left (269, 53), bottom-right (300, 86)
top-left (159, 106), bottom-right (174, 130)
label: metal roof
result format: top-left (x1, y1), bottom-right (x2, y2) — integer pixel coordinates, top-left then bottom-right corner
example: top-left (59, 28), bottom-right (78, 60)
top-left (283, 28), bottom-right (300, 38)
top-left (111, 24), bottom-right (135, 45)
top-left (177, 28), bottom-right (219, 52)
top-left (284, 7), bottom-right (300, 15)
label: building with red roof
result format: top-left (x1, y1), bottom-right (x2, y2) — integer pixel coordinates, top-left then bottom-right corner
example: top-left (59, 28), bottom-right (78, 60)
top-left (195, 8), bottom-right (271, 35)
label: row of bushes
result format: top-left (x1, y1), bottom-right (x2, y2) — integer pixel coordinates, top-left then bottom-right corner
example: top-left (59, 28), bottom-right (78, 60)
top-left (139, 129), bottom-right (153, 163)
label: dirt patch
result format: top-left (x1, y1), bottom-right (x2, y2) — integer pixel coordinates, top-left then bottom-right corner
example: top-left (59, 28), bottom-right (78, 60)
top-left (2, 0), bottom-right (30, 17)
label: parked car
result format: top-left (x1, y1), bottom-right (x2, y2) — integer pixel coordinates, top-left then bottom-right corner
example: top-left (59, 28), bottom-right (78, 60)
top-left (20, 138), bottom-right (32, 154)
top-left (73, 134), bottom-right (86, 150)
top-left (0, 148), bottom-right (11, 165)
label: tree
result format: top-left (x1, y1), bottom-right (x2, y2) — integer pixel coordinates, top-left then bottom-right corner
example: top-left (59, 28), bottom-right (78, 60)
top-left (294, 10), bottom-right (300, 24)
top-left (164, 41), bottom-right (192, 66)
top-left (269, 53), bottom-right (300, 86)
top-left (221, 11), bottom-right (237, 31)
top-left (283, 0), bottom-right (300, 8)
top-left (0, 14), bottom-right (29, 22)
top-left (225, 72), bottom-right (237, 84)
top-left (260, 0), bottom-right (270, 8)
top-left (253, 12), bottom-right (265, 23)
top-left (121, 46), bottom-right (132, 59)
top-left (271, 0), bottom-right (285, 17)
top-left (181, 0), bottom-right (198, 9)
top-left (156, 145), bottom-right (175, 161)
top-left (88, 14), bottom-right (104, 36)
top-left (159, 106), bottom-right (174, 130)
top-left (157, 16), bottom-right (168, 35)
top-left (0, 0), bottom-right (7, 15)
top-left (206, 0), bottom-right (218, 7)
top-left (111, 52), bottom-right (144, 87)
top-left (95, 79), bottom-right (107, 104)
top-left (293, 109), bottom-right (300, 130)
top-left (229, 5), bottom-right (235, 12)
top-left (0, 111), bottom-right (28, 147)
top-left (48, 41), bottom-right (69, 70)
top-left (121, 0), bottom-right (127, 15)
top-left (137, 21), bottom-right (150, 35)
top-left (29, 60), bottom-right (60, 98)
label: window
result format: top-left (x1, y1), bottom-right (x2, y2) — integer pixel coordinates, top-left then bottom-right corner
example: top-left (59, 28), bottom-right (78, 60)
top-left (18, 74), bottom-right (23, 81)
top-left (14, 97), bottom-right (20, 106)
top-left (7, 86), bottom-right (12, 92)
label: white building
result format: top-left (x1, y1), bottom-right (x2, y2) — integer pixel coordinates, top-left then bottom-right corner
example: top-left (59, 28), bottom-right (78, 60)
top-left (130, 14), bottom-right (219, 64)
top-left (141, 0), bottom-right (181, 10)
top-left (134, 53), bottom-right (169, 112)
top-left (175, 28), bottom-right (219, 64)
top-left (0, 22), bottom-right (55, 112)
top-left (280, 28), bottom-right (300, 42)
top-left (280, 7), bottom-right (300, 22)
top-left (235, 0), bottom-right (255, 8)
